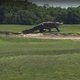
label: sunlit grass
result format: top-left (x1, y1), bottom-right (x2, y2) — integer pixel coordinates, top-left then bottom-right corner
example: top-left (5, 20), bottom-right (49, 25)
top-left (0, 38), bottom-right (80, 80)
top-left (0, 24), bottom-right (80, 80)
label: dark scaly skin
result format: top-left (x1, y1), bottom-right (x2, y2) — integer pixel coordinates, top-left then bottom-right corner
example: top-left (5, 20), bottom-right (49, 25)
top-left (22, 22), bottom-right (62, 34)
top-left (42, 22), bottom-right (60, 32)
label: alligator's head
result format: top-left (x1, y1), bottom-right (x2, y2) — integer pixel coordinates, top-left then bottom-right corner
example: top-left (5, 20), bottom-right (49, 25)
top-left (55, 22), bottom-right (63, 27)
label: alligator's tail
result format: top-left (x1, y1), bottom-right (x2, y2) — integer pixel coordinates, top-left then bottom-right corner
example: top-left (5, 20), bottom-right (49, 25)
top-left (22, 26), bottom-right (39, 34)
top-left (22, 29), bottom-right (33, 34)
top-left (22, 23), bottom-right (44, 34)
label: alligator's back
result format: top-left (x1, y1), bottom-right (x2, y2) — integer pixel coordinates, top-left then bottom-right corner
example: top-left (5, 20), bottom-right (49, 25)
top-left (43, 22), bottom-right (60, 29)
top-left (42, 21), bottom-right (62, 32)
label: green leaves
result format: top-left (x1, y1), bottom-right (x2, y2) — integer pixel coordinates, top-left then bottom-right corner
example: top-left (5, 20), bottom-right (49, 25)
top-left (0, 1), bottom-right (80, 24)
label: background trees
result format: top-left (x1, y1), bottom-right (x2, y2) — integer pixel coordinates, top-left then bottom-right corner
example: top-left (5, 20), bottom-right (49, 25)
top-left (0, 0), bottom-right (80, 24)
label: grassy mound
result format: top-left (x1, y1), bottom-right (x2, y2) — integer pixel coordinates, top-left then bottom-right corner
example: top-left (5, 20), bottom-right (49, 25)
top-left (0, 37), bottom-right (80, 80)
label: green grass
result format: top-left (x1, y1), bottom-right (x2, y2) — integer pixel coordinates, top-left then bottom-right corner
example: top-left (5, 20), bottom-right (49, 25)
top-left (0, 37), bottom-right (80, 80)
top-left (0, 24), bottom-right (80, 80)
top-left (0, 24), bottom-right (32, 32)
top-left (61, 24), bottom-right (80, 33)
top-left (0, 24), bottom-right (80, 33)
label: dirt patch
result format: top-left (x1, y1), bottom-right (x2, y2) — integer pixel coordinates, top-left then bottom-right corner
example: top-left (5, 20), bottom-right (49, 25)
top-left (0, 31), bottom-right (80, 40)
top-left (15, 33), bottom-right (80, 40)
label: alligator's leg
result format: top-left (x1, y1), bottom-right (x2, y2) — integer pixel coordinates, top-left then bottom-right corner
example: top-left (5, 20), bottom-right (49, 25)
top-left (55, 27), bottom-right (60, 32)
top-left (39, 29), bottom-right (45, 33)
top-left (48, 28), bottom-right (51, 32)
top-left (39, 25), bottom-right (45, 33)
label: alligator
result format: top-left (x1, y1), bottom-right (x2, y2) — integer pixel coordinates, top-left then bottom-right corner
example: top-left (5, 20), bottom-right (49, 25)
top-left (22, 21), bottom-right (63, 34)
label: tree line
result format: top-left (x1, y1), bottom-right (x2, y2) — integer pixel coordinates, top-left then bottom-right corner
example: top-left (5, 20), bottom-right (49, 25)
top-left (0, 0), bottom-right (80, 25)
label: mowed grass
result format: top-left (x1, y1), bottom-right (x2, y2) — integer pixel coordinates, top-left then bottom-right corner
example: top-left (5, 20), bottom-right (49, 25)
top-left (0, 24), bottom-right (80, 33)
top-left (0, 24), bottom-right (80, 80)
top-left (0, 24), bottom-right (32, 32)
top-left (61, 24), bottom-right (80, 33)
top-left (0, 37), bottom-right (80, 80)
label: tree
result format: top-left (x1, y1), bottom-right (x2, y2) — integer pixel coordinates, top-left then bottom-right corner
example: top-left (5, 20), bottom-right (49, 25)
top-left (0, 6), bottom-right (5, 23)
top-left (0, 0), bottom-right (80, 24)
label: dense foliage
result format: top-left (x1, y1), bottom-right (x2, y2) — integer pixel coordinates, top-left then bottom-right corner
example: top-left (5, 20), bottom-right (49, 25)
top-left (0, 0), bottom-right (80, 24)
